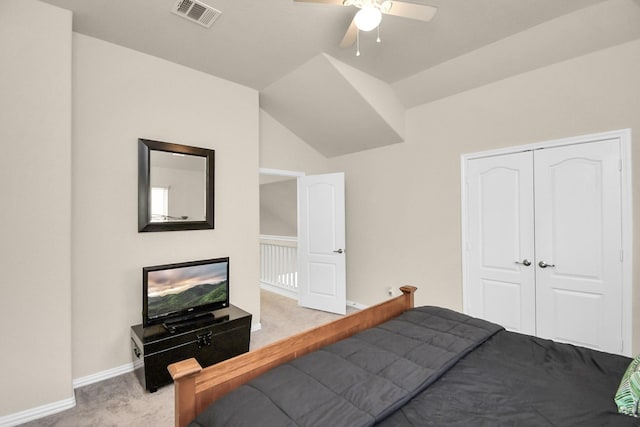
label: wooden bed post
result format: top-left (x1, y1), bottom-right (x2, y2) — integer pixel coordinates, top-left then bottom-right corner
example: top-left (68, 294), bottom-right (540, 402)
top-left (168, 358), bottom-right (202, 427)
top-left (400, 285), bottom-right (417, 309)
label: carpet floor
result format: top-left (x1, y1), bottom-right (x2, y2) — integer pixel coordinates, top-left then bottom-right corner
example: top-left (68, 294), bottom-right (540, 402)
top-left (24, 290), bottom-right (355, 427)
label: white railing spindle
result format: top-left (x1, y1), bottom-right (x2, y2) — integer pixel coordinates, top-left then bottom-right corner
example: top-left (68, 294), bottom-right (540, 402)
top-left (260, 235), bottom-right (298, 296)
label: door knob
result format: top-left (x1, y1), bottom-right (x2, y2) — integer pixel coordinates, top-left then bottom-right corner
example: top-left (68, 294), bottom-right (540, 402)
top-left (333, 249), bottom-right (344, 254)
top-left (538, 261), bottom-right (555, 268)
top-left (515, 259), bottom-right (531, 266)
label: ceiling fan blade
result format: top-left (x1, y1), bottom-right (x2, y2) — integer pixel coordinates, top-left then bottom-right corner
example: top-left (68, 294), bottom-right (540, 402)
top-left (293, 0), bottom-right (346, 5)
top-left (339, 18), bottom-right (358, 48)
top-left (383, 1), bottom-right (437, 22)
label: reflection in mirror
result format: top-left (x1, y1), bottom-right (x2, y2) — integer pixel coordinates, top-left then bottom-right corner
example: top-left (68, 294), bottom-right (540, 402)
top-left (149, 150), bottom-right (206, 222)
top-left (138, 139), bottom-right (214, 232)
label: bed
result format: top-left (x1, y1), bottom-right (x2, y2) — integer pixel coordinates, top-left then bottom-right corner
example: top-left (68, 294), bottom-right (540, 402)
top-left (168, 286), bottom-right (637, 427)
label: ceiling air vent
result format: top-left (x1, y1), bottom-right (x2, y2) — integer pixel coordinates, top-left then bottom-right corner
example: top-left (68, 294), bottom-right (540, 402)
top-left (172, 0), bottom-right (221, 28)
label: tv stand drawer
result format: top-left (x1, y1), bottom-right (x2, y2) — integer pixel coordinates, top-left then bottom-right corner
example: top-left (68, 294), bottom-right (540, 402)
top-left (131, 304), bottom-right (251, 392)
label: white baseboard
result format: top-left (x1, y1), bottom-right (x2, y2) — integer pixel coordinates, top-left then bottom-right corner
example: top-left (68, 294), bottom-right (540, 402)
top-left (0, 396), bottom-right (76, 427)
top-left (1, 295), bottom-right (362, 426)
top-left (346, 300), bottom-right (368, 310)
top-left (0, 363), bottom-right (134, 425)
top-left (72, 362), bottom-right (134, 389)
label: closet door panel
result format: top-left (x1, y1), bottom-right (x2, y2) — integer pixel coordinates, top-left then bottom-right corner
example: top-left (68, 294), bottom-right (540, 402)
top-left (534, 139), bottom-right (622, 354)
top-left (466, 152), bottom-right (535, 334)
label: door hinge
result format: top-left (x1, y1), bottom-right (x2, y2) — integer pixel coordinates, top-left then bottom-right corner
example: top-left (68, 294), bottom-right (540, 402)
top-left (619, 159), bottom-right (623, 171)
top-left (620, 249), bottom-right (624, 262)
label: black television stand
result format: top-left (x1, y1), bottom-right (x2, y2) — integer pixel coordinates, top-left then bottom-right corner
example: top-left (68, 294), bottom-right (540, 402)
top-left (131, 305), bottom-right (251, 392)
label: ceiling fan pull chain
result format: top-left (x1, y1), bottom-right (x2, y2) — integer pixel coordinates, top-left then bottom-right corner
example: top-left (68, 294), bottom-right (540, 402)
top-left (356, 29), bottom-right (361, 56)
top-left (376, 25), bottom-right (381, 43)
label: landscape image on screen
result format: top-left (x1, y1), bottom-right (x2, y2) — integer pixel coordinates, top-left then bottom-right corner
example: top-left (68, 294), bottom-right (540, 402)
top-left (147, 262), bottom-right (228, 319)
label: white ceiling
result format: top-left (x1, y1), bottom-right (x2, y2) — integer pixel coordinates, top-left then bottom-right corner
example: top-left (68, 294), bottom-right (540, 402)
top-left (39, 0), bottom-right (640, 156)
top-left (39, 0), bottom-right (611, 89)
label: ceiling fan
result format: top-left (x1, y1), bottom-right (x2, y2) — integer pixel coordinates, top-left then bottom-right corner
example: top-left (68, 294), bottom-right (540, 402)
top-left (294, 0), bottom-right (437, 53)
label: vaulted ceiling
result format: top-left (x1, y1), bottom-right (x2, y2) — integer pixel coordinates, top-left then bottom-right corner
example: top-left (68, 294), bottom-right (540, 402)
top-left (39, 0), bottom-right (640, 156)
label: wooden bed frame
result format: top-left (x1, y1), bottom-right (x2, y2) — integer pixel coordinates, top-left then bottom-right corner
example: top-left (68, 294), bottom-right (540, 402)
top-left (167, 286), bottom-right (417, 427)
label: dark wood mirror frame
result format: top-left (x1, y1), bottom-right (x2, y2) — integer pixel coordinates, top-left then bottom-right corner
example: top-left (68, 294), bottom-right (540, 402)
top-left (138, 138), bottom-right (215, 232)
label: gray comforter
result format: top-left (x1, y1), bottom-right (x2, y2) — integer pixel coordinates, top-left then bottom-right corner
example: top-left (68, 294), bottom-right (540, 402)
top-left (189, 306), bottom-right (503, 427)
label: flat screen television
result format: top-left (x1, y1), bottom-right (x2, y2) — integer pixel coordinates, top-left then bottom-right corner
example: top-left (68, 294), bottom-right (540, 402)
top-left (142, 257), bottom-right (229, 328)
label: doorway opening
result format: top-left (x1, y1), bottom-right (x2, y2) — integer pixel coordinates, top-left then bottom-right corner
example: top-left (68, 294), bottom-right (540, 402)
top-left (258, 168), bottom-right (348, 316)
top-left (259, 168), bottom-right (303, 299)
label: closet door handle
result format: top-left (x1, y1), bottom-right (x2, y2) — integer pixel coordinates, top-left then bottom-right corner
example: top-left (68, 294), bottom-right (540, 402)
top-left (515, 259), bottom-right (531, 266)
top-left (538, 261), bottom-right (555, 268)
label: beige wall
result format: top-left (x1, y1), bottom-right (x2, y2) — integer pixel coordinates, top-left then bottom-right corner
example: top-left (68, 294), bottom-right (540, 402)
top-left (72, 34), bottom-right (260, 379)
top-left (260, 180), bottom-right (298, 237)
top-left (330, 38), bottom-right (640, 350)
top-left (258, 109), bottom-right (332, 239)
top-left (0, 0), bottom-right (73, 416)
top-left (260, 109), bottom-right (330, 173)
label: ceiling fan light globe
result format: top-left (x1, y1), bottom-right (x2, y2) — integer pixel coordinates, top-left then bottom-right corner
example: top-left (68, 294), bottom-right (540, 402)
top-left (354, 6), bottom-right (382, 31)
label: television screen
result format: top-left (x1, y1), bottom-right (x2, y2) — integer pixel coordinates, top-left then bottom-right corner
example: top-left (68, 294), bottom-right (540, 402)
top-left (143, 257), bottom-right (229, 326)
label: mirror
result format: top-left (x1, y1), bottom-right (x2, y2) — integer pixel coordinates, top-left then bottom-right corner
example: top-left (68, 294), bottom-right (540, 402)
top-left (138, 138), bottom-right (214, 232)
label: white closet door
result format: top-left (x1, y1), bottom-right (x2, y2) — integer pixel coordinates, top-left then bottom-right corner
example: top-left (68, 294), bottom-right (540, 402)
top-left (534, 139), bottom-right (623, 353)
top-left (466, 152), bottom-right (536, 334)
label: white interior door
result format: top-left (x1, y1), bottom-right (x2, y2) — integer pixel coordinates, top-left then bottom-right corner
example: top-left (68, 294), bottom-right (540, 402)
top-left (534, 139), bottom-right (623, 354)
top-left (298, 173), bottom-right (346, 315)
top-left (466, 152), bottom-right (536, 334)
